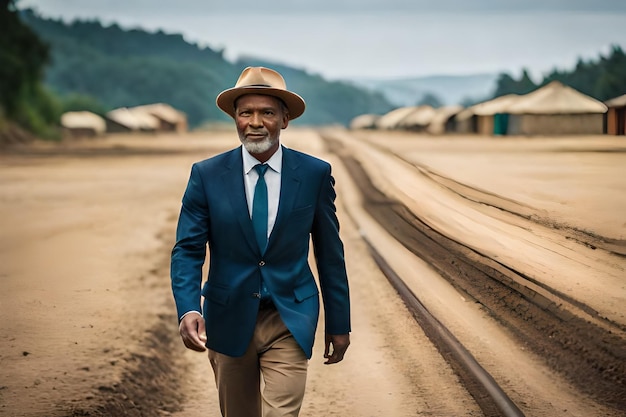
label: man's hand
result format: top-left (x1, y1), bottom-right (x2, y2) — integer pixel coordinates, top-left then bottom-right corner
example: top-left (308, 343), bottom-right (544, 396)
top-left (179, 312), bottom-right (207, 352)
top-left (324, 333), bottom-right (350, 364)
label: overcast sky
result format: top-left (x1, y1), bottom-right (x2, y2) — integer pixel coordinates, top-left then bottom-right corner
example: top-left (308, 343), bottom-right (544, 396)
top-left (18, 0), bottom-right (626, 81)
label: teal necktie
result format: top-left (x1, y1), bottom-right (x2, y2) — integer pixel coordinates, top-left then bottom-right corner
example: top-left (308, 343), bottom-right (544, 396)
top-left (252, 164), bottom-right (269, 254)
top-left (252, 164), bottom-right (270, 300)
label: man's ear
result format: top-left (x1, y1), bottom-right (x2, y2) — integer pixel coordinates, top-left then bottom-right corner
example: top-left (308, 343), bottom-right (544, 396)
top-left (282, 115), bottom-right (289, 130)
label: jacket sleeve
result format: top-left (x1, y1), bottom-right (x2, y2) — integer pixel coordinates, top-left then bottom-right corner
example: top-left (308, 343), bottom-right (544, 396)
top-left (311, 164), bottom-right (351, 335)
top-left (170, 163), bottom-right (210, 321)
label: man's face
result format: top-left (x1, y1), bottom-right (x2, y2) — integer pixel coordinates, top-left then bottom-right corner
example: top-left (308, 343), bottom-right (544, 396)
top-left (235, 94), bottom-right (289, 158)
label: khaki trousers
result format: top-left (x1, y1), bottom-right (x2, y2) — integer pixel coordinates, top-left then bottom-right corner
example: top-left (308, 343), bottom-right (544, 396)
top-left (208, 306), bottom-right (308, 417)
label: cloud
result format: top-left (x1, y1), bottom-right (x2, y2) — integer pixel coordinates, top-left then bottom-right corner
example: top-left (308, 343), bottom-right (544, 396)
top-left (19, 0), bottom-right (626, 17)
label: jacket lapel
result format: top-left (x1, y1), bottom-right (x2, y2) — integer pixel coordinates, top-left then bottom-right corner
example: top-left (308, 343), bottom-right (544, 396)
top-left (268, 148), bottom-right (302, 248)
top-left (221, 147), bottom-right (259, 255)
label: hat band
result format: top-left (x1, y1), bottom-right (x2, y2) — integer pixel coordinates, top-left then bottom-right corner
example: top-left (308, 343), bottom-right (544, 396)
top-left (246, 84), bottom-right (273, 88)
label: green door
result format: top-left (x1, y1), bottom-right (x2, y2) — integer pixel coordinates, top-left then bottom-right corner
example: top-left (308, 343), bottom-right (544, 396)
top-left (494, 113), bottom-right (509, 136)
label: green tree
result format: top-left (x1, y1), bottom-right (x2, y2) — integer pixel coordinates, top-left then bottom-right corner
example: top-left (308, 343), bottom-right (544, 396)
top-left (1, 1), bottom-right (61, 138)
top-left (517, 69), bottom-right (537, 94)
top-left (592, 45), bottom-right (626, 100)
top-left (493, 73), bottom-right (516, 97)
top-left (417, 92), bottom-right (443, 108)
top-left (13, 83), bottom-right (62, 137)
top-left (493, 68), bottom-right (537, 97)
top-left (0, 0), bottom-right (49, 117)
top-left (515, 45), bottom-right (626, 101)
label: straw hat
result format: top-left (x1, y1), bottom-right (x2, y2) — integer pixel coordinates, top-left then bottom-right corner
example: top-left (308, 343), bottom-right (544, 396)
top-left (216, 67), bottom-right (306, 120)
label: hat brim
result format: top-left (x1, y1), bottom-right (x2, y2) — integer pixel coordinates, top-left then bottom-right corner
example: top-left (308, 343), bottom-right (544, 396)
top-left (216, 86), bottom-right (306, 120)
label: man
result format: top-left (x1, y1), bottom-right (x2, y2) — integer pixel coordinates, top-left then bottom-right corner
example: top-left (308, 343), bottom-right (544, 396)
top-left (171, 66), bottom-right (351, 417)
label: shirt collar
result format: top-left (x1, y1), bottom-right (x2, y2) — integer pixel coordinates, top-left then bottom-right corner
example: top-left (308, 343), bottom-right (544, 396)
top-left (242, 144), bottom-right (283, 175)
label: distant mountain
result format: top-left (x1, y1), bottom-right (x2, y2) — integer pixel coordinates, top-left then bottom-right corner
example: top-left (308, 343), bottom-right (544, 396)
top-left (352, 74), bottom-right (499, 107)
top-left (19, 9), bottom-right (394, 127)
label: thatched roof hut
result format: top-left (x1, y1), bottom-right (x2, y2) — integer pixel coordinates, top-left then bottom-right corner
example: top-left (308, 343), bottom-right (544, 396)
top-left (507, 81), bottom-right (607, 114)
top-left (60, 111), bottom-right (106, 138)
top-left (427, 105), bottom-right (463, 135)
top-left (605, 94), bottom-right (626, 135)
top-left (506, 81), bottom-right (607, 135)
top-left (375, 106), bottom-right (419, 130)
top-left (106, 107), bottom-right (160, 133)
top-left (131, 103), bottom-right (188, 132)
top-left (396, 105), bottom-right (436, 131)
top-left (455, 94), bottom-right (520, 135)
top-left (349, 114), bottom-right (381, 130)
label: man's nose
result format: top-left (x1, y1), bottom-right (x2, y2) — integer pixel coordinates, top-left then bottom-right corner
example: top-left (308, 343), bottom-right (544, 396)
top-left (250, 112), bottom-right (263, 127)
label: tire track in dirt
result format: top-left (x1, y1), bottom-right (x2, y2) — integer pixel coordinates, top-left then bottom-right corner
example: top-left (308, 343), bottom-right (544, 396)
top-left (396, 150), bottom-right (626, 257)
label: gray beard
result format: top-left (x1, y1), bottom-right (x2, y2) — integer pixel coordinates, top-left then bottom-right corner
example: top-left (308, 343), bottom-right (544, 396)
top-left (241, 136), bottom-right (276, 154)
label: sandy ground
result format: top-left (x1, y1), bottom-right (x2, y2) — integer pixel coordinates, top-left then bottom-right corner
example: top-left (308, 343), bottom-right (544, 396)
top-left (0, 128), bottom-right (624, 416)
top-left (320, 129), bottom-right (625, 415)
top-left (349, 130), bottom-right (626, 244)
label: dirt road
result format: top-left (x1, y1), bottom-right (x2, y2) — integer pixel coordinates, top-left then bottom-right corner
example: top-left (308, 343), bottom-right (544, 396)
top-left (1, 129), bottom-right (624, 416)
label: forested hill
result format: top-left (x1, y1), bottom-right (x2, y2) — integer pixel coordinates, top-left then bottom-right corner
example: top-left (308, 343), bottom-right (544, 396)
top-left (19, 9), bottom-right (394, 127)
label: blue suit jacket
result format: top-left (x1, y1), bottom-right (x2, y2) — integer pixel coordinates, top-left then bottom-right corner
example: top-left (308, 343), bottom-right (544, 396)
top-left (171, 145), bottom-right (350, 358)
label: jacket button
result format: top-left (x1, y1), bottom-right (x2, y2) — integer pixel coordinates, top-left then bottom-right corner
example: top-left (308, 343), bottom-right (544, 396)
top-left (259, 260), bottom-right (265, 266)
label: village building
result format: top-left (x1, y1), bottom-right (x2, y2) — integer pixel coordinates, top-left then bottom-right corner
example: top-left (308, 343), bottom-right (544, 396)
top-left (605, 94), bottom-right (626, 136)
top-left (60, 111), bottom-right (106, 138)
top-left (505, 81), bottom-right (607, 135)
top-left (395, 105), bottom-right (436, 131)
top-left (375, 106), bottom-right (419, 130)
top-left (105, 107), bottom-right (160, 133)
top-left (349, 113), bottom-right (380, 130)
top-left (426, 105), bottom-right (463, 135)
top-left (130, 103), bottom-right (188, 132)
top-left (455, 94), bottom-right (520, 135)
